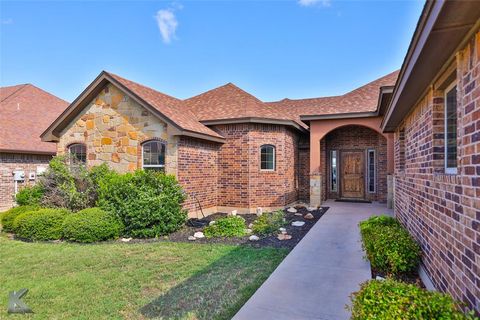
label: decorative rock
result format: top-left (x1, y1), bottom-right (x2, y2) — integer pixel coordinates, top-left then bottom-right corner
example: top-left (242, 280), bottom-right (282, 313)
top-left (307, 206), bottom-right (317, 212)
top-left (375, 276), bottom-right (385, 281)
top-left (287, 207), bottom-right (297, 213)
top-left (246, 229), bottom-right (253, 234)
top-left (304, 213), bottom-right (314, 220)
top-left (277, 233), bottom-right (292, 241)
top-left (209, 220), bottom-right (216, 226)
top-left (256, 207), bottom-right (263, 216)
top-left (249, 235), bottom-right (259, 241)
top-left (231, 210), bottom-right (238, 216)
top-left (194, 232), bottom-right (205, 239)
top-left (121, 237), bottom-right (132, 242)
top-left (188, 236), bottom-right (196, 241)
top-left (248, 223), bottom-right (254, 229)
top-left (279, 227), bottom-right (286, 232)
top-left (291, 221), bottom-right (305, 227)
top-left (294, 213), bottom-right (303, 216)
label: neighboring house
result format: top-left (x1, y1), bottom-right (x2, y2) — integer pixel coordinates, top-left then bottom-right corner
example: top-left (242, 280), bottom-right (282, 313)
top-left (382, 1), bottom-right (480, 312)
top-left (0, 84), bottom-right (69, 211)
top-left (40, 71), bottom-right (397, 215)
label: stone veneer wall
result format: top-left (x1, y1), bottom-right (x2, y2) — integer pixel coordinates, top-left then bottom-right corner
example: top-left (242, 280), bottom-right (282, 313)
top-left (324, 125), bottom-right (388, 202)
top-left (57, 83), bottom-right (178, 175)
top-left (0, 152), bottom-right (52, 211)
top-left (394, 31), bottom-right (480, 312)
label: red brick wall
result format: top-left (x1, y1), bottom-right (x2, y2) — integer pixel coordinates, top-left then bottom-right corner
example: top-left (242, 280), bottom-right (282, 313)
top-left (320, 125), bottom-right (387, 202)
top-left (177, 137), bottom-right (220, 213)
top-left (0, 152), bottom-right (52, 211)
top-left (212, 123), bottom-right (306, 210)
top-left (298, 139), bottom-right (310, 201)
top-left (394, 31), bottom-right (480, 312)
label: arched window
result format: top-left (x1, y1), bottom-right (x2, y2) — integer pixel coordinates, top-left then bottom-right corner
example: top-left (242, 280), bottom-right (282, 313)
top-left (260, 145), bottom-right (275, 171)
top-left (142, 140), bottom-right (166, 171)
top-left (68, 143), bottom-right (86, 165)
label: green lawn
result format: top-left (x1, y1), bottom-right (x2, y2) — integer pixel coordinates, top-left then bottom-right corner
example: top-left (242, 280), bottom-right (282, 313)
top-left (0, 235), bottom-right (287, 319)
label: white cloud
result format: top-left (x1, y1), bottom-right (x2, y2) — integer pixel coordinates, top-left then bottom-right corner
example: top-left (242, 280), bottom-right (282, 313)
top-left (155, 9), bottom-right (178, 44)
top-left (1, 18), bottom-right (13, 25)
top-left (298, 0), bottom-right (331, 7)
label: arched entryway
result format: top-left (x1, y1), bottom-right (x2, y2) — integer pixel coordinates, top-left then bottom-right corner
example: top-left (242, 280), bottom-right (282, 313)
top-left (320, 125), bottom-right (387, 202)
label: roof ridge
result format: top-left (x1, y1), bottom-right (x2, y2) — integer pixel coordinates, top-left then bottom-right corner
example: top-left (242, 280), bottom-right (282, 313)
top-left (0, 84), bottom-right (29, 103)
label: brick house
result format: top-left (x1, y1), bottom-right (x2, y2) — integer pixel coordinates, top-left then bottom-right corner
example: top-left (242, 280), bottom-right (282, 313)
top-left (381, 1), bottom-right (480, 312)
top-left (0, 84), bottom-right (68, 210)
top-left (40, 71), bottom-right (397, 216)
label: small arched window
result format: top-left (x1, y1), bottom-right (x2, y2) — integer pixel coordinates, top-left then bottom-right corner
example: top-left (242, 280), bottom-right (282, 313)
top-left (68, 143), bottom-right (86, 165)
top-left (260, 145), bottom-right (275, 171)
top-left (142, 140), bottom-right (166, 171)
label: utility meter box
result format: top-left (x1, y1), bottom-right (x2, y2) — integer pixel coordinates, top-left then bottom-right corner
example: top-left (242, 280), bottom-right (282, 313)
top-left (13, 170), bottom-right (25, 181)
top-left (29, 172), bottom-right (36, 180)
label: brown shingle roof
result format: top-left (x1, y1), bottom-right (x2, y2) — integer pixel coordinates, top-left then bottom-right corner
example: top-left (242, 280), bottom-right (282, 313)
top-left (106, 72), bottom-right (223, 139)
top-left (0, 84), bottom-right (69, 154)
top-left (267, 70), bottom-right (399, 117)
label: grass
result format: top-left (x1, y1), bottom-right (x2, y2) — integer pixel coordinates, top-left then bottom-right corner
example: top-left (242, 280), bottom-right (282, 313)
top-left (0, 234), bottom-right (287, 319)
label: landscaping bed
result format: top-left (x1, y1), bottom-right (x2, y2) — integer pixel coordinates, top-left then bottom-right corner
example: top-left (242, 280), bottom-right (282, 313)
top-left (122, 206), bottom-right (329, 250)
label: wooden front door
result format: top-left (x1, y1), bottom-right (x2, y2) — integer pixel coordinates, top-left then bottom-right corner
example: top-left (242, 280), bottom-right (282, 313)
top-left (341, 151), bottom-right (364, 199)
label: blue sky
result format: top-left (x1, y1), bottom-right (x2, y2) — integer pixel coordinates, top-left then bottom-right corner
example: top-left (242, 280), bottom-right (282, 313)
top-left (0, 0), bottom-right (424, 102)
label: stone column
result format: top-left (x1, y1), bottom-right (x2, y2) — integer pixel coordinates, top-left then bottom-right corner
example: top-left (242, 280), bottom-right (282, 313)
top-left (387, 174), bottom-right (393, 209)
top-left (310, 174), bottom-right (322, 207)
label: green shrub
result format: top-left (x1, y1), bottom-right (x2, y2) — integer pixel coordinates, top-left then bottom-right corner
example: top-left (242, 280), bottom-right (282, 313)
top-left (14, 208), bottom-right (70, 241)
top-left (97, 170), bottom-right (187, 238)
top-left (359, 215), bottom-right (421, 276)
top-left (350, 279), bottom-right (477, 320)
top-left (1, 206), bottom-right (39, 232)
top-left (39, 157), bottom-right (113, 211)
top-left (252, 210), bottom-right (286, 235)
top-left (62, 208), bottom-right (124, 243)
top-left (204, 216), bottom-right (247, 238)
top-left (15, 185), bottom-right (44, 206)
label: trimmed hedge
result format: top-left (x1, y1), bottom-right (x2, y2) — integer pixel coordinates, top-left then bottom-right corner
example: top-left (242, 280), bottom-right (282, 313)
top-left (350, 279), bottom-right (476, 320)
top-left (204, 216), bottom-right (247, 238)
top-left (252, 210), bottom-right (286, 235)
top-left (15, 185), bottom-right (44, 206)
top-left (1, 206), bottom-right (39, 232)
top-left (359, 215), bottom-right (421, 276)
top-left (97, 170), bottom-right (187, 238)
top-left (62, 208), bottom-right (124, 243)
top-left (14, 208), bottom-right (70, 241)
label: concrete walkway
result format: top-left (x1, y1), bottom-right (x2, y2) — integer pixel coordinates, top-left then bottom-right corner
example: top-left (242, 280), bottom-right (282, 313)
top-left (233, 200), bottom-right (393, 320)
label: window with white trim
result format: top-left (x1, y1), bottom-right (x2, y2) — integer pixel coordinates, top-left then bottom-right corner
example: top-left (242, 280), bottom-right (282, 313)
top-left (68, 143), bottom-right (86, 165)
top-left (260, 145), bottom-right (275, 171)
top-left (330, 150), bottom-right (338, 192)
top-left (142, 140), bottom-right (166, 171)
top-left (444, 82), bottom-right (457, 174)
top-left (367, 149), bottom-right (375, 193)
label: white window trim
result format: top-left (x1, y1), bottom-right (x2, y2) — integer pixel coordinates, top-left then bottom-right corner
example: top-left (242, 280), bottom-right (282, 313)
top-left (260, 145), bottom-right (276, 171)
top-left (444, 81), bottom-right (457, 175)
top-left (141, 140), bottom-right (166, 170)
top-left (367, 149), bottom-right (376, 193)
top-left (330, 150), bottom-right (338, 192)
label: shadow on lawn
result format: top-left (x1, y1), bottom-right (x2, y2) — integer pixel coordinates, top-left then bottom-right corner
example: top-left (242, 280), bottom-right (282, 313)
top-left (139, 246), bottom-right (282, 320)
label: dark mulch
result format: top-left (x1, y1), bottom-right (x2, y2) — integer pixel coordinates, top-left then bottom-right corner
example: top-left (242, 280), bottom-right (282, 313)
top-left (371, 268), bottom-right (425, 288)
top-left (125, 206), bottom-right (329, 250)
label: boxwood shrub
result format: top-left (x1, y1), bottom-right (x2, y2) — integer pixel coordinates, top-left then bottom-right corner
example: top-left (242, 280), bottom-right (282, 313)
top-left (359, 215), bottom-right (421, 276)
top-left (14, 208), bottom-right (70, 241)
top-left (1, 206), bottom-right (39, 232)
top-left (97, 170), bottom-right (187, 238)
top-left (252, 210), bottom-right (286, 235)
top-left (204, 216), bottom-right (246, 238)
top-left (350, 279), bottom-right (476, 320)
top-left (62, 208), bottom-right (124, 243)
top-left (15, 185), bottom-right (44, 206)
